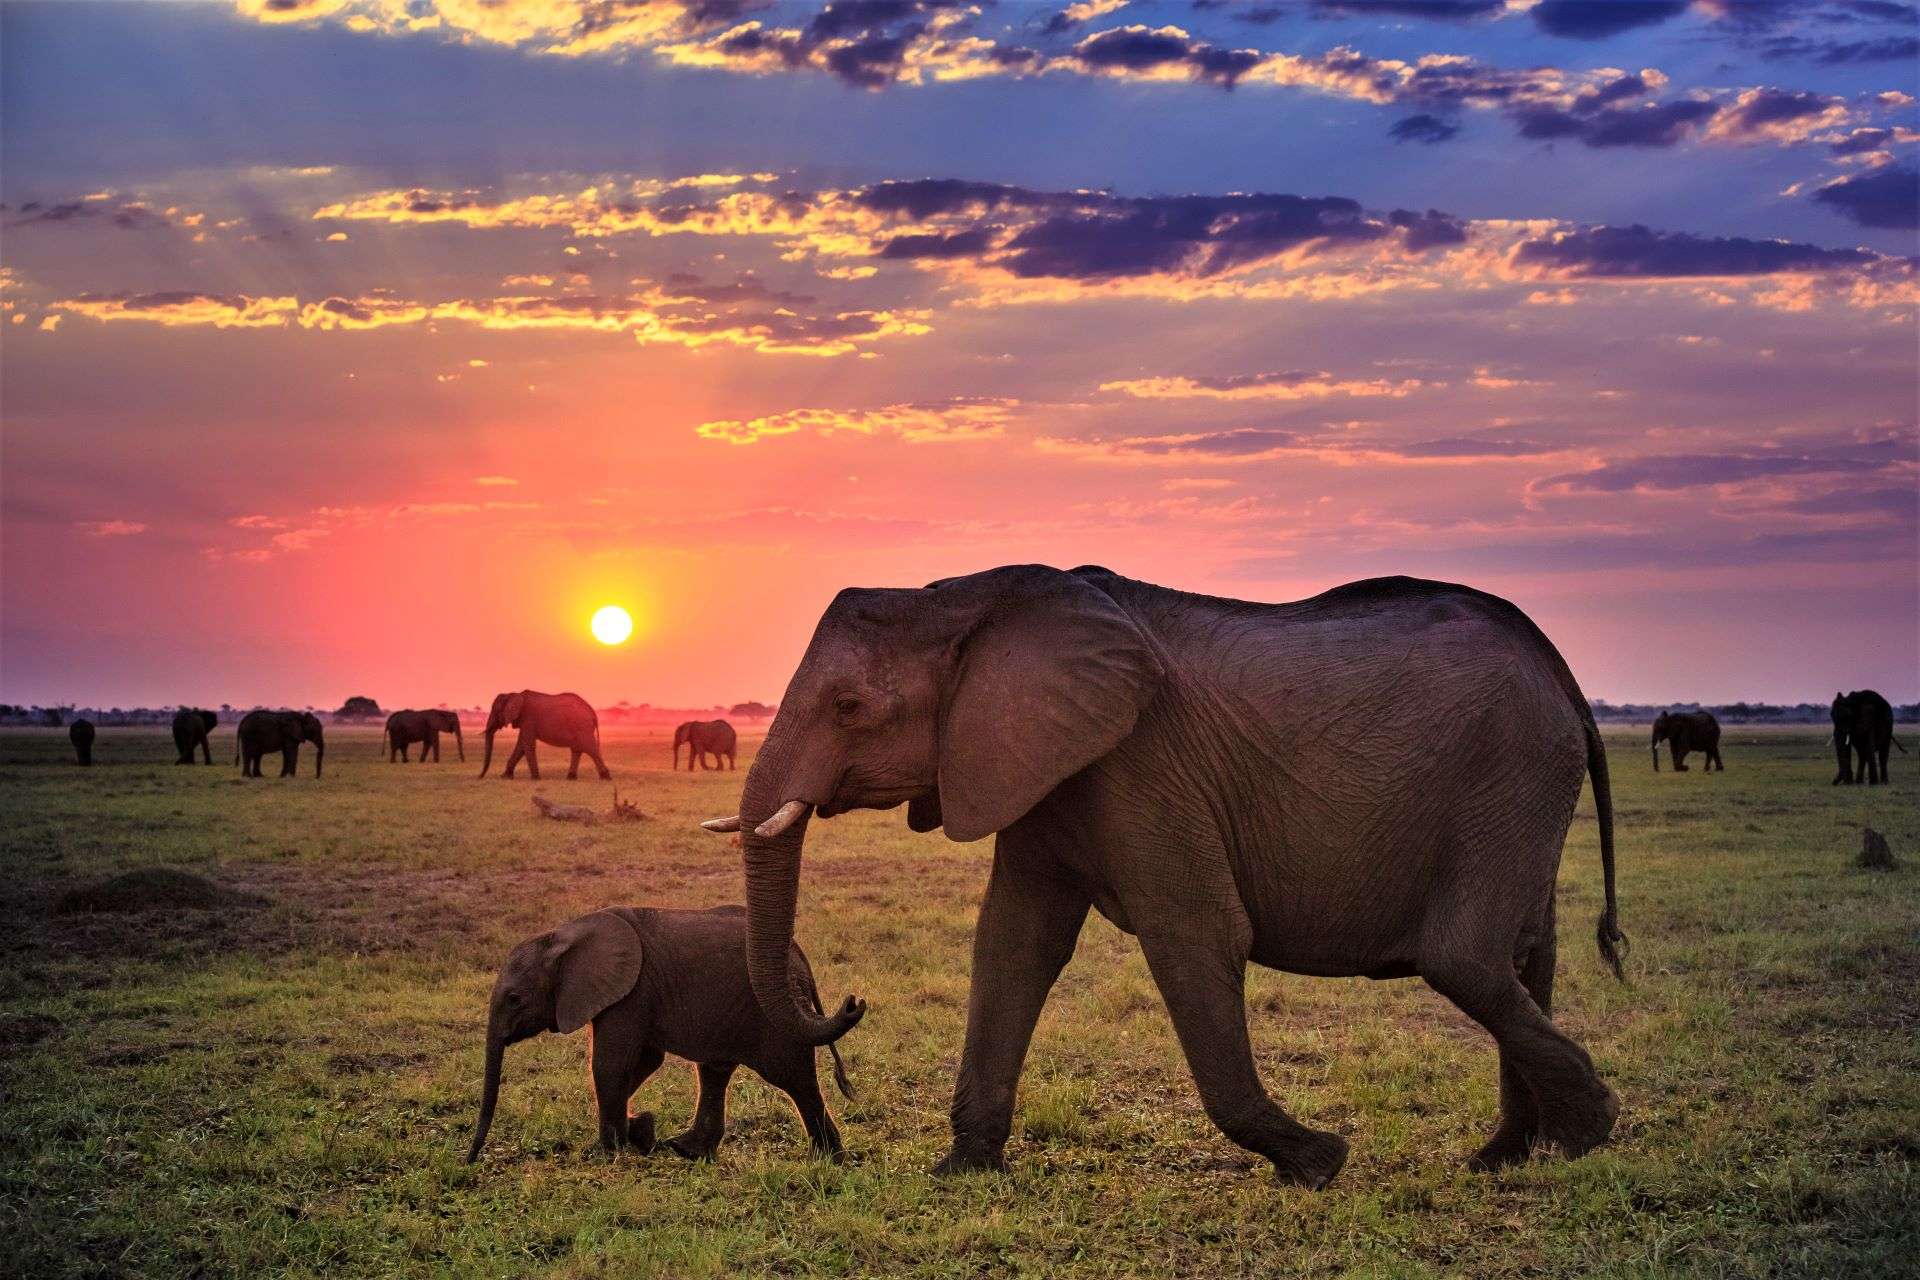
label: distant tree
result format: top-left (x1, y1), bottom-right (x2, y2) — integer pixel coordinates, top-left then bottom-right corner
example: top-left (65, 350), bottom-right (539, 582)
top-left (40, 707), bottom-right (63, 727)
top-left (335, 695), bottom-right (382, 720)
top-left (729, 701), bottom-right (775, 721)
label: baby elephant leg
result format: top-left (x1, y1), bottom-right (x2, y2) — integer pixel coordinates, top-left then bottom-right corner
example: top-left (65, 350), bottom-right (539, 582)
top-left (667, 1062), bottom-right (736, 1159)
top-left (764, 1049), bottom-right (843, 1161)
top-left (593, 1043), bottom-right (664, 1154)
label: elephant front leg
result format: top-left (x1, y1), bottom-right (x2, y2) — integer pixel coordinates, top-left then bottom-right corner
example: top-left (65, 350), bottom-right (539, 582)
top-left (937, 843), bottom-right (1091, 1175)
top-left (593, 1041), bottom-right (664, 1154)
top-left (1136, 920), bottom-right (1349, 1188)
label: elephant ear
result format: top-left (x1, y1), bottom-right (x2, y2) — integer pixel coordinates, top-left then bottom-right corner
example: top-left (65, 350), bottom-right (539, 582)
top-left (504, 693), bottom-right (527, 727)
top-left (550, 911), bottom-right (644, 1033)
top-left (934, 566), bottom-right (1164, 843)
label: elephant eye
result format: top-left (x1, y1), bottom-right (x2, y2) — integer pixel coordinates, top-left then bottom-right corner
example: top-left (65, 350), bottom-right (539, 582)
top-left (834, 696), bottom-right (861, 720)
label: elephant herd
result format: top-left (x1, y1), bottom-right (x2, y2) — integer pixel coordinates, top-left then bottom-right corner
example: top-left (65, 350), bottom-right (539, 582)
top-left (1644, 691), bottom-right (1905, 785)
top-left (59, 694), bottom-right (750, 784)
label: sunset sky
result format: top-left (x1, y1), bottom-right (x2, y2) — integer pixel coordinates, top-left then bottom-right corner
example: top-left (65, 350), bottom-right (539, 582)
top-left (3, 0), bottom-right (1915, 711)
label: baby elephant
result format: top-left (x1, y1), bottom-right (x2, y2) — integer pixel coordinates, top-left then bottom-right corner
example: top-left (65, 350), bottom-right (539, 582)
top-left (466, 906), bottom-right (863, 1165)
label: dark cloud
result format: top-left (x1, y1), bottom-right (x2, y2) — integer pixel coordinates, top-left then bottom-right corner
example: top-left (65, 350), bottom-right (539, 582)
top-left (877, 227), bottom-right (1002, 258)
top-left (1393, 435), bottom-right (1560, 458)
top-left (5, 199), bottom-right (172, 230)
top-left (1108, 428), bottom-right (1303, 457)
top-left (852, 179), bottom-right (1068, 219)
top-left (1512, 99), bottom-right (1720, 148)
top-left (1759, 33), bottom-right (1920, 62)
top-left (1071, 25), bottom-right (1264, 87)
top-left (1531, 1), bottom-right (1691, 39)
top-left (1538, 448), bottom-right (1898, 492)
top-left (1812, 165), bottom-right (1920, 229)
top-left (1782, 485), bottom-right (1919, 518)
top-left (1715, 88), bottom-right (1837, 135)
top-left (996, 192), bottom-right (1395, 279)
top-left (1516, 223), bottom-right (1881, 276)
top-left (1389, 207), bottom-right (1468, 250)
top-left (1389, 113), bottom-right (1461, 144)
top-left (1310, 0), bottom-right (1505, 17)
top-left (1829, 127), bottom-right (1897, 155)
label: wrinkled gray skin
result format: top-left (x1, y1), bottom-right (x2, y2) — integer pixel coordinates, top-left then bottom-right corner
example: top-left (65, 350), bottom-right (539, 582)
top-left (673, 719), bottom-right (737, 771)
top-left (466, 906), bottom-right (860, 1165)
top-left (480, 690), bottom-right (610, 780)
top-left (1650, 710), bottom-right (1722, 773)
top-left (172, 709), bottom-right (218, 765)
top-left (383, 709), bottom-right (464, 763)
top-left (711, 564), bottom-right (1624, 1187)
top-left (69, 719), bottom-right (95, 766)
top-left (235, 710), bottom-right (324, 778)
top-left (1831, 689), bottom-right (1905, 786)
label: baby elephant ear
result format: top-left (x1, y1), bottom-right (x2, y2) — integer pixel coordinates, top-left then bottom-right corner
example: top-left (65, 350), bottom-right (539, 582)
top-left (936, 566), bottom-right (1164, 843)
top-left (551, 911), bottom-right (644, 1033)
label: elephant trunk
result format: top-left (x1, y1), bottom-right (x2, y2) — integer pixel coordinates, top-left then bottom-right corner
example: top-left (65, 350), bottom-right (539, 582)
top-left (739, 726), bottom-right (858, 1048)
top-left (313, 738), bottom-right (324, 779)
top-left (480, 722), bottom-right (499, 777)
top-left (466, 1035), bottom-right (505, 1163)
top-left (453, 721), bottom-right (465, 762)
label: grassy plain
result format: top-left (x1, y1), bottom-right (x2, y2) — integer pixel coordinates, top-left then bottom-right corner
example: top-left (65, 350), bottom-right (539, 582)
top-left (1, 724), bottom-right (1915, 1278)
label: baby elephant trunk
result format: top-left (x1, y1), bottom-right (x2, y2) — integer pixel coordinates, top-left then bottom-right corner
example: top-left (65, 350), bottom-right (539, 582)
top-left (465, 1036), bottom-right (506, 1163)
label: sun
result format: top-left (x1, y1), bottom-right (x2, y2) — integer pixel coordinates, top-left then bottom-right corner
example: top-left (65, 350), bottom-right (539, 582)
top-left (590, 604), bottom-right (633, 646)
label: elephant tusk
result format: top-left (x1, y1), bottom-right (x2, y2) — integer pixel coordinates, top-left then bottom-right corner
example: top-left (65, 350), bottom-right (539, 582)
top-left (700, 815), bottom-right (742, 832)
top-left (754, 800), bottom-right (810, 839)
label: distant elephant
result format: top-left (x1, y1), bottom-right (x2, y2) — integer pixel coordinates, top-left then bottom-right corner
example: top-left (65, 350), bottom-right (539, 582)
top-left (384, 709), bottom-right (464, 763)
top-left (172, 708), bottom-right (219, 765)
top-left (236, 710), bottom-right (325, 778)
top-left (701, 565), bottom-right (1624, 1186)
top-left (1831, 690), bottom-right (1905, 785)
top-left (480, 690), bottom-right (610, 780)
top-left (1651, 710), bottom-right (1722, 773)
top-left (673, 719), bottom-right (737, 771)
top-left (69, 718), bottom-right (95, 766)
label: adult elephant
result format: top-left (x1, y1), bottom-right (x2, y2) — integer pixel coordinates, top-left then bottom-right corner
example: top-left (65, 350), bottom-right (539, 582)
top-left (479, 690), bottom-right (610, 780)
top-left (69, 719), bottom-right (95, 766)
top-left (1650, 710), bottom-right (1722, 773)
top-left (236, 710), bottom-right (325, 778)
top-left (172, 708), bottom-right (219, 765)
top-left (1831, 690), bottom-right (1905, 786)
top-left (700, 565), bottom-right (1624, 1187)
top-left (384, 709), bottom-right (464, 763)
top-left (674, 719), bottom-right (737, 771)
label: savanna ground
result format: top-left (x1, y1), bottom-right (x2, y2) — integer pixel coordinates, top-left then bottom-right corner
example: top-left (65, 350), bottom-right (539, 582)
top-left (1, 724), bottom-right (1915, 1278)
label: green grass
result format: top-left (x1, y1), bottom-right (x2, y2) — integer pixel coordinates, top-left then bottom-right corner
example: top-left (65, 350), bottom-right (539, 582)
top-left (1, 725), bottom-right (1915, 1277)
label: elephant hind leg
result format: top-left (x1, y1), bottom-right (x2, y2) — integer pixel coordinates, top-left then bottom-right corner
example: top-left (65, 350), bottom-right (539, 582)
top-left (1466, 917), bottom-right (1555, 1171)
top-left (668, 1061), bottom-right (737, 1160)
top-left (1137, 920), bottom-right (1348, 1188)
top-left (1423, 936), bottom-right (1615, 1166)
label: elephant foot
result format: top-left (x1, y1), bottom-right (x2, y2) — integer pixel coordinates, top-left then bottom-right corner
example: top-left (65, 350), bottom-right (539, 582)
top-left (626, 1112), bottom-right (657, 1154)
top-left (664, 1129), bottom-right (722, 1161)
top-left (1268, 1128), bottom-right (1348, 1189)
top-left (1466, 1121), bottom-right (1537, 1173)
top-left (1538, 1079), bottom-right (1619, 1160)
top-left (931, 1145), bottom-right (1007, 1177)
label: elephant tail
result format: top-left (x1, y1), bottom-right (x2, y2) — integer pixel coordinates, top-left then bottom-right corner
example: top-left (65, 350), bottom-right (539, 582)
top-left (804, 974), bottom-right (855, 1099)
top-left (1586, 718), bottom-right (1627, 982)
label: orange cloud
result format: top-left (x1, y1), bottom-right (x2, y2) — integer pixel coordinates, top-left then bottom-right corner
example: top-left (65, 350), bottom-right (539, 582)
top-left (54, 291), bottom-right (297, 327)
top-left (697, 398), bottom-right (1016, 445)
top-left (1100, 371), bottom-right (1428, 401)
